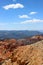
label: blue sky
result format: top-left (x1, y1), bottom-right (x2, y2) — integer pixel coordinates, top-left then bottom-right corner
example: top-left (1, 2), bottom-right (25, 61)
top-left (0, 0), bottom-right (43, 30)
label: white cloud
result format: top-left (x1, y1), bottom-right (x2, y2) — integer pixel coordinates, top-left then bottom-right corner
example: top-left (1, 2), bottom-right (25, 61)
top-left (3, 3), bottom-right (24, 10)
top-left (19, 15), bottom-right (30, 18)
top-left (30, 12), bottom-right (37, 15)
top-left (21, 19), bottom-right (43, 24)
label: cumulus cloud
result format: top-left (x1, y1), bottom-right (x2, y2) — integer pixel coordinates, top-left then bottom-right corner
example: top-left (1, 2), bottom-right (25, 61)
top-left (3, 3), bottom-right (24, 10)
top-left (19, 15), bottom-right (30, 18)
top-left (30, 12), bottom-right (37, 15)
top-left (21, 19), bottom-right (43, 24)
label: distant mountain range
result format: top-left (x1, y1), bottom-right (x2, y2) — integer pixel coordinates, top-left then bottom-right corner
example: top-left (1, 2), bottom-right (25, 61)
top-left (0, 30), bottom-right (43, 40)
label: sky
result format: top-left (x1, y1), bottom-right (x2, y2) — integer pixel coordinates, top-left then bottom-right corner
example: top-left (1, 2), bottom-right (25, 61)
top-left (0, 0), bottom-right (43, 30)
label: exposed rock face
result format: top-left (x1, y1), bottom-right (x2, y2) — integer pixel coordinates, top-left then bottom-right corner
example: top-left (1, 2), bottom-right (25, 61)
top-left (0, 35), bottom-right (43, 65)
top-left (1, 40), bottom-right (43, 65)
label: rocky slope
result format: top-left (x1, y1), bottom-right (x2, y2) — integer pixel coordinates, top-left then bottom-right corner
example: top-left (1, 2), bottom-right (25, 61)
top-left (0, 35), bottom-right (43, 65)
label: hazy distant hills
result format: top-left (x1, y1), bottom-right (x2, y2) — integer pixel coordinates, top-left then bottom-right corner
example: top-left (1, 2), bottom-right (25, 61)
top-left (0, 30), bottom-right (43, 40)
